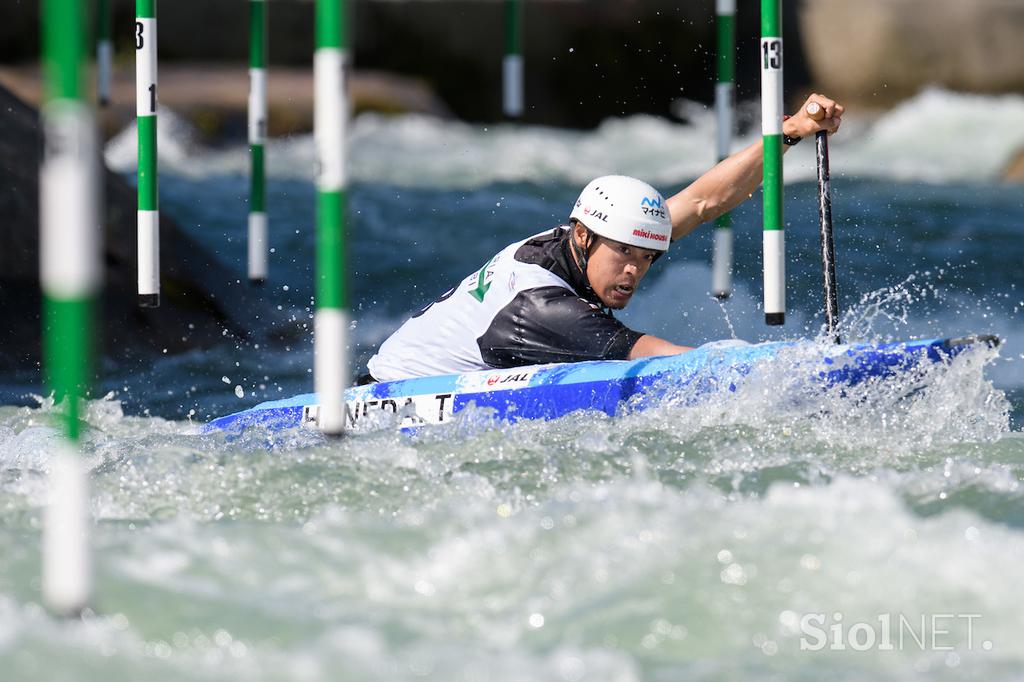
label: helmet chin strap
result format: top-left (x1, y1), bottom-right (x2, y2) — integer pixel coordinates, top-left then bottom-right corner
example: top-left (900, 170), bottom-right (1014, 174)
top-left (569, 221), bottom-right (594, 275)
top-left (569, 222), bottom-right (607, 309)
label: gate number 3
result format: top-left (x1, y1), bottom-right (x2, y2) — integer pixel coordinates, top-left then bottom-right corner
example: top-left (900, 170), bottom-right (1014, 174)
top-left (135, 22), bottom-right (157, 113)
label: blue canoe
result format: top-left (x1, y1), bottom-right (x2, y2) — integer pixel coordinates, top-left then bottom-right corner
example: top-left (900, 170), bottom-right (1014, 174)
top-left (205, 335), bottom-right (997, 434)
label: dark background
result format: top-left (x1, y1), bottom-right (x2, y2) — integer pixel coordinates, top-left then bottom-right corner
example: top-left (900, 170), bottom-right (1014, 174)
top-left (1, 0), bottom-right (812, 128)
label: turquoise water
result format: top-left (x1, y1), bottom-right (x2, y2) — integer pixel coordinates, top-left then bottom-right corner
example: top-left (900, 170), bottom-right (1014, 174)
top-left (2, 90), bottom-right (1023, 679)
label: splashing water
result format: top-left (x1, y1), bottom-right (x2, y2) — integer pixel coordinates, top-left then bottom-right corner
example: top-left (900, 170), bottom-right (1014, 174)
top-left (714, 297), bottom-right (740, 341)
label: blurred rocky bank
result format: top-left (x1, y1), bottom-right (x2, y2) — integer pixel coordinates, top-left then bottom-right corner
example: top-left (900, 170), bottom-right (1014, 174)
top-left (0, 82), bottom-right (297, 376)
top-left (800, 0), bottom-right (1024, 106)
top-left (798, 0), bottom-right (1024, 181)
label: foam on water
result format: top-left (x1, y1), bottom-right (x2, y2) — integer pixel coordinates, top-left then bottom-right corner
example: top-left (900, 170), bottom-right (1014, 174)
top-left (840, 88), bottom-right (1024, 183)
top-left (104, 89), bottom-right (1024, 188)
top-left (1, 467), bottom-right (1022, 680)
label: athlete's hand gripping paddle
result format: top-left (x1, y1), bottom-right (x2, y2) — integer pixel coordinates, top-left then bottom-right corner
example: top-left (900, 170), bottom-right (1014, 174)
top-left (806, 101), bottom-right (841, 344)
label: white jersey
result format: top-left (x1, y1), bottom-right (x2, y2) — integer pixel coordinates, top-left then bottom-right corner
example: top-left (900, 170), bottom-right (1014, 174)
top-left (367, 228), bottom-right (644, 382)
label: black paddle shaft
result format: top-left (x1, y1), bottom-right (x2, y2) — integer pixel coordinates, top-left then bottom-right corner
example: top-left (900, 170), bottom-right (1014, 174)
top-left (815, 129), bottom-right (841, 344)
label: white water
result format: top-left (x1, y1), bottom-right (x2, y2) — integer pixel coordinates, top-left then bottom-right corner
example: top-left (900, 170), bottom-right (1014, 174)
top-left (105, 88), bottom-right (1024, 188)
top-left (0, 334), bottom-right (1019, 679)
top-left (8, 85), bottom-right (1015, 680)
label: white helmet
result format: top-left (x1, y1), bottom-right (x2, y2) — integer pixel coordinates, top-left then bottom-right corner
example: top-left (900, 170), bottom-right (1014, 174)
top-left (569, 175), bottom-right (672, 252)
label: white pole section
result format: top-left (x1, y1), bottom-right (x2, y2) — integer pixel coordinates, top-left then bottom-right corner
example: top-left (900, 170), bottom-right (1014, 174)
top-left (44, 446), bottom-right (93, 616)
top-left (97, 0), bottom-right (112, 107)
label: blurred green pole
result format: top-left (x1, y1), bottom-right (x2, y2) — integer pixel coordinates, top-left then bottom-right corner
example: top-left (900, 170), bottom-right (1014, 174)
top-left (712, 0), bottom-right (735, 299)
top-left (761, 0), bottom-right (785, 325)
top-left (96, 0), bottom-right (112, 106)
top-left (41, 0), bottom-right (99, 617)
top-left (503, 0), bottom-right (523, 118)
top-left (314, 0), bottom-right (350, 436)
top-left (249, 0), bottom-right (269, 284)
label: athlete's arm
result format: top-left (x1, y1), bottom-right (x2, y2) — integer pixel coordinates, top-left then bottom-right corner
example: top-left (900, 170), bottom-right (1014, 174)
top-left (666, 93), bottom-right (843, 241)
top-left (627, 334), bottom-right (692, 360)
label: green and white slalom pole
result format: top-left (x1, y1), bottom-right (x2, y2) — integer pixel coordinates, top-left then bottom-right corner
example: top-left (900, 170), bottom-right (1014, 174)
top-left (248, 0), bottom-right (269, 284)
top-left (760, 0), bottom-right (785, 325)
top-left (136, 0), bottom-right (159, 307)
top-left (40, 0), bottom-right (100, 617)
top-left (712, 0), bottom-right (736, 299)
top-left (503, 0), bottom-right (523, 119)
top-left (96, 0), bottom-right (112, 107)
top-left (314, 0), bottom-right (350, 436)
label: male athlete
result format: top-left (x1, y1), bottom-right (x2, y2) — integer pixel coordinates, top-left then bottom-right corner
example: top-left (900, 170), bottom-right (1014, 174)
top-left (366, 95), bottom-right (843, 383)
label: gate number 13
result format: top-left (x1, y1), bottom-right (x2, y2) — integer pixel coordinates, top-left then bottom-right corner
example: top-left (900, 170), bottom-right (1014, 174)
top-left (762, 39), bottom-right (782, 70)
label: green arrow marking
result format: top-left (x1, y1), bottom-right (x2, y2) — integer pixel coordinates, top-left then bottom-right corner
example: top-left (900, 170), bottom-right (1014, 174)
top-left (469, 256), bottom-right (495, 302)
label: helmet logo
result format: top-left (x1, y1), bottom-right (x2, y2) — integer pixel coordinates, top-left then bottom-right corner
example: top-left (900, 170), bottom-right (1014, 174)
top-left (632, 228), bottom-right (668, 242)
top-left (640, 196), bottom-right (666, 219)
top-left (582, 206), bottom-right (608, 223)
